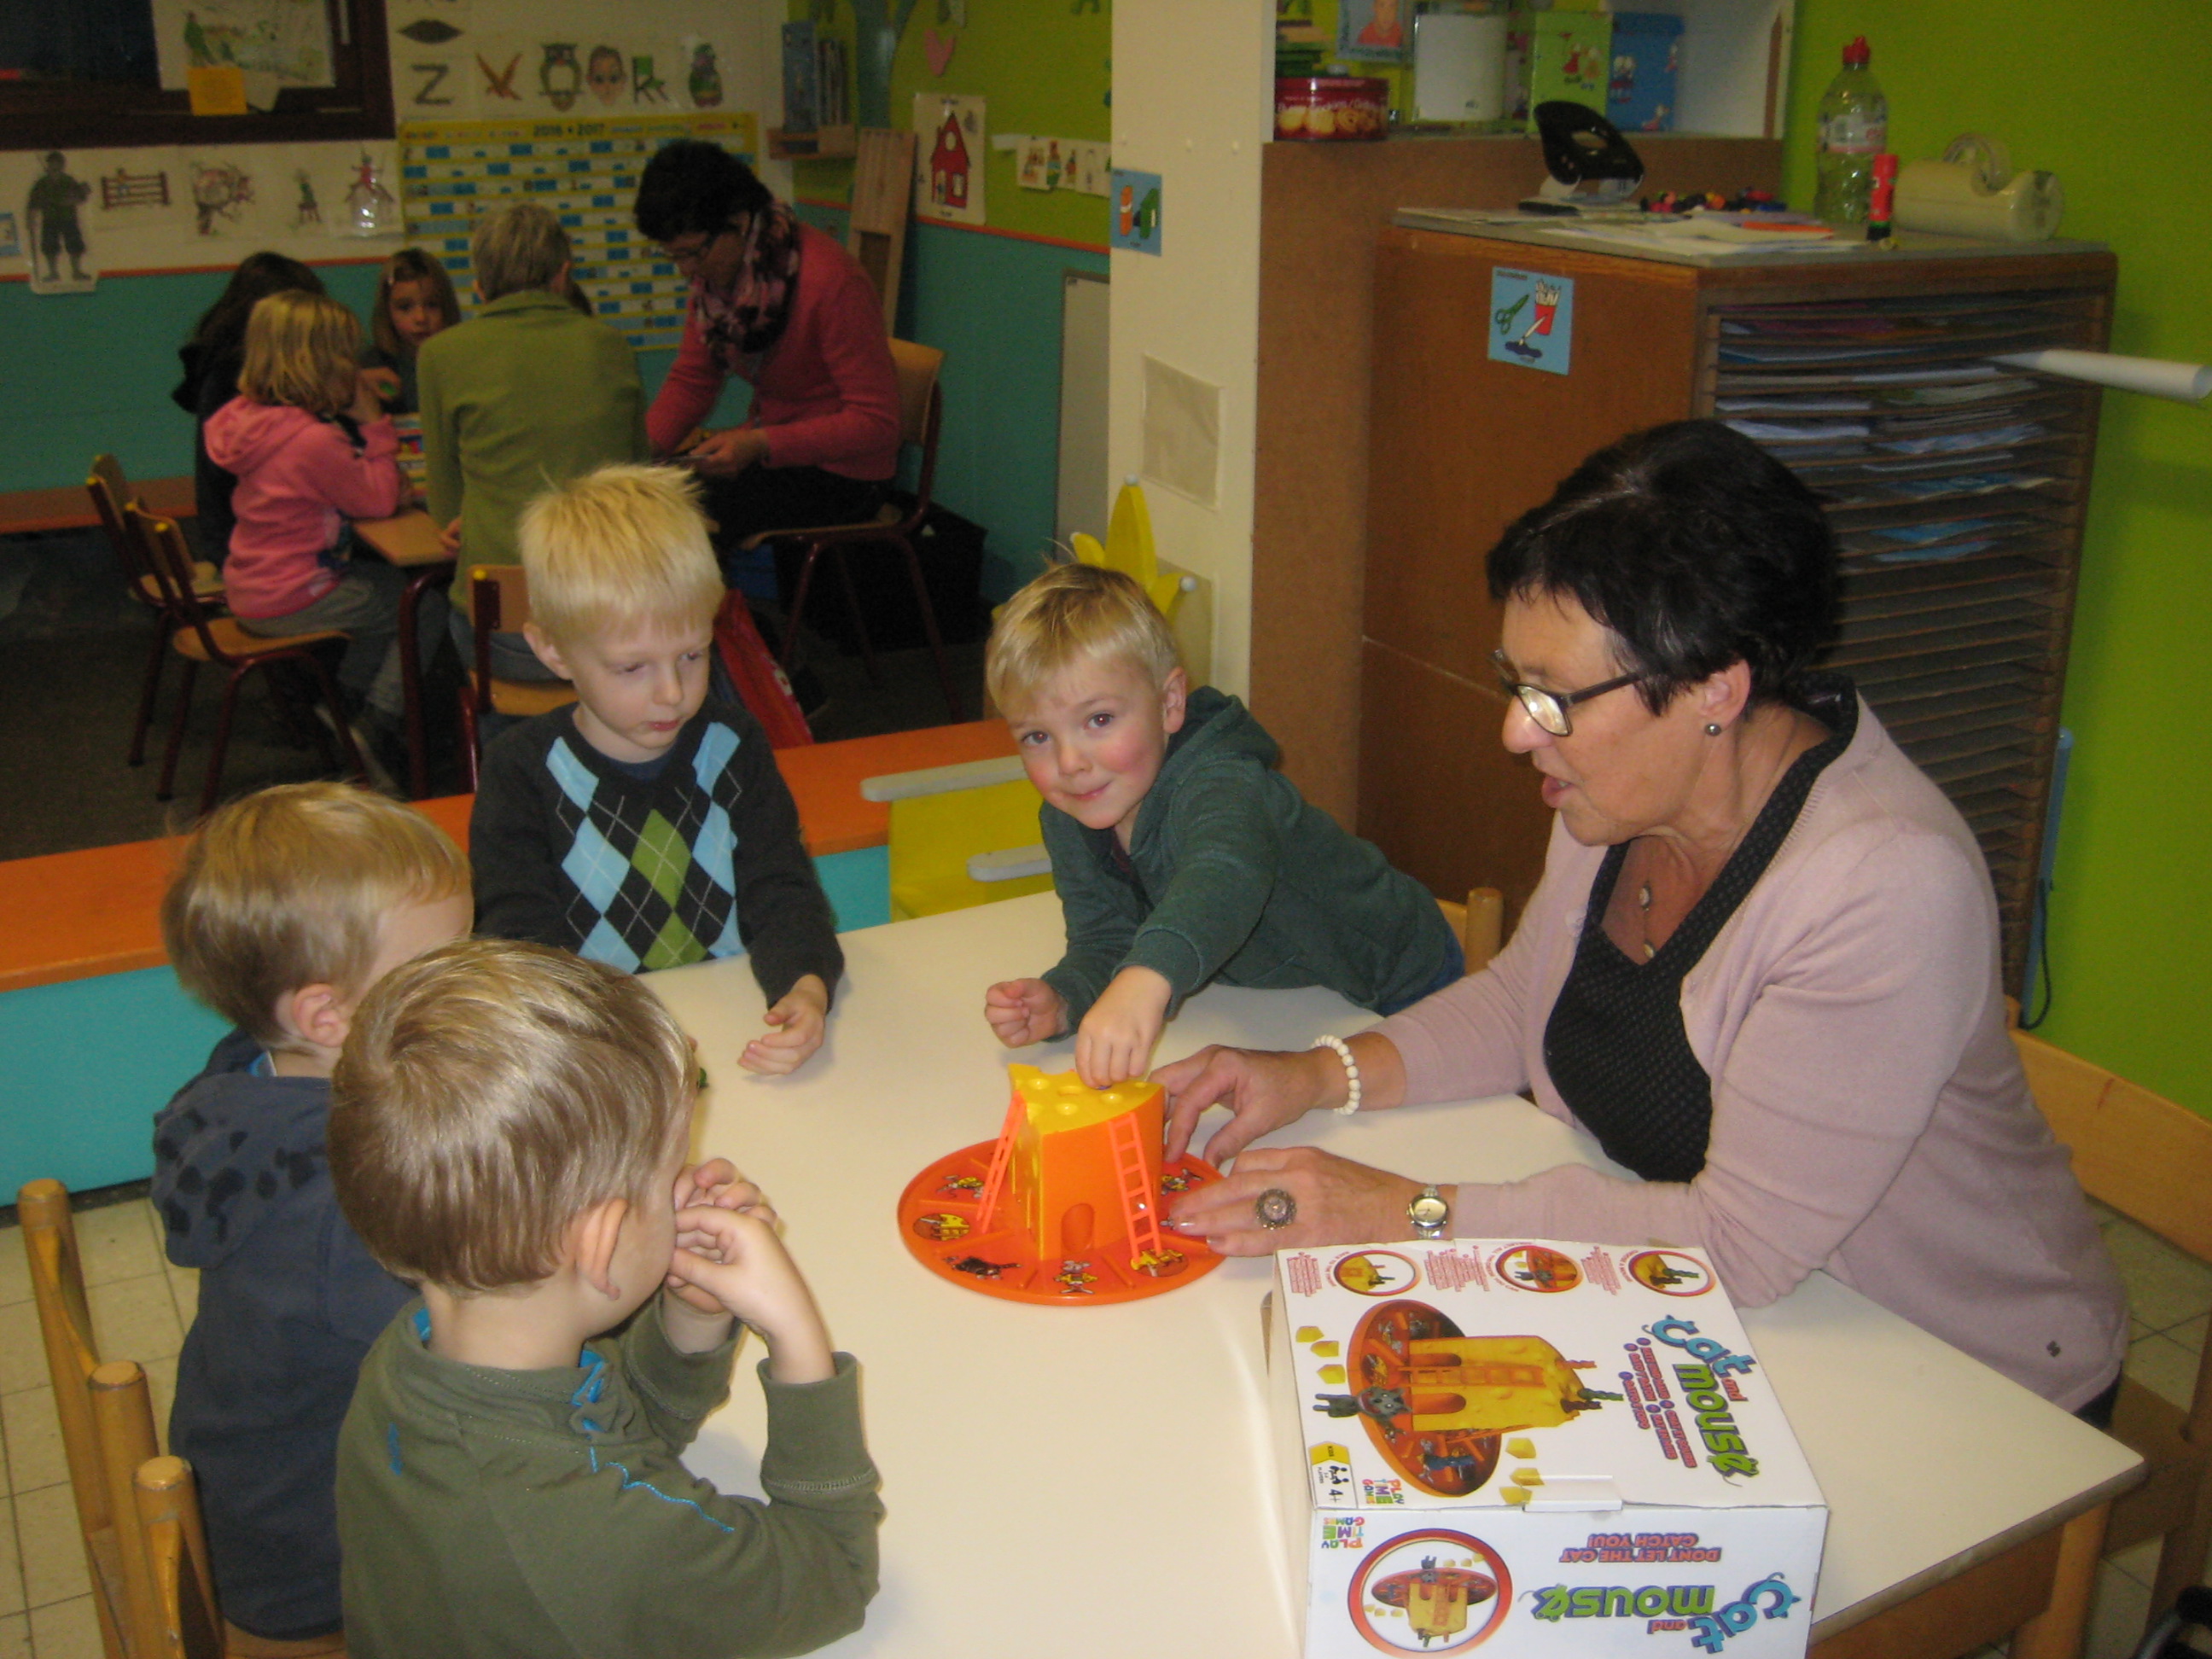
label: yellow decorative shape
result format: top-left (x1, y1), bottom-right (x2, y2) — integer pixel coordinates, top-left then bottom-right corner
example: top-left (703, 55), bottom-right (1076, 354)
top-left (1319, 1364), bottom-right (1347, 1385)
top-left (1310, 1441), bottom-right (1352, 1466)
top-left (1073, 480), bottom-right (1185, 620)
top-left (1295, 1325), bottom-right (1324, 1343)
top-left (1505, 1436), bottom-right (1536, 1458)
top-left (1309, 1340), bottom-right (1341, 1358)
top-left (1501, 1486), bottom-right (1532, 1505)
top-left (1511, 1468), bottom-right (1545, 1487)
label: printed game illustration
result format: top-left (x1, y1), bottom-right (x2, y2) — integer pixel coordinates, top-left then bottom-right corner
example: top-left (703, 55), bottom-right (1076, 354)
top-left (1488, 269), bottom-right (1575, 376)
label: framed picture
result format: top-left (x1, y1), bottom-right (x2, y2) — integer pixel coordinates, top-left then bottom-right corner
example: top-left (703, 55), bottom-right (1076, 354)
top-left (1336, 0), bottom-right (1410, 64)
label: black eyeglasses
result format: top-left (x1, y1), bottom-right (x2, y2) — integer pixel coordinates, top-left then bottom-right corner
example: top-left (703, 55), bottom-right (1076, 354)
top-left (1490, 649), bottom-right (1644, 736)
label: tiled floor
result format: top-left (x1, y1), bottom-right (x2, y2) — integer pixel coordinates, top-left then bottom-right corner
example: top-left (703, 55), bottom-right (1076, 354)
top-left (0, 1196), bottom-right (194, 1658)
top-left (0, 1196), bottom-right (2202, 1659)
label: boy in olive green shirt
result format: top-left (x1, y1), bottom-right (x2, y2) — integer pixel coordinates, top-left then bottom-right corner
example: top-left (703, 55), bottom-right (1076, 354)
top-left (330, 940), bottom-right (878, 1658)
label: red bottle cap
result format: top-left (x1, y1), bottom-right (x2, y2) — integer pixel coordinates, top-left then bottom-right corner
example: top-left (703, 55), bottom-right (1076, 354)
top-left (1842, 36), bottom-right (1871, 66)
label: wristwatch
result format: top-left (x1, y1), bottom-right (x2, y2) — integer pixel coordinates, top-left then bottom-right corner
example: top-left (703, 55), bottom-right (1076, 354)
top-left (1407, 1185), bottom-right (1450, 1241)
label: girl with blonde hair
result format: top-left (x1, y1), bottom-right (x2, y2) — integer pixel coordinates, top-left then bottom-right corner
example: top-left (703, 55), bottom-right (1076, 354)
top-left (205, 290), bottom-right (441, 777)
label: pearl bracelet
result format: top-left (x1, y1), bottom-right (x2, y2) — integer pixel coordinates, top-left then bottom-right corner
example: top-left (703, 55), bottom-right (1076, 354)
top-left (1313, 1035), bottom-right (1362, 1116)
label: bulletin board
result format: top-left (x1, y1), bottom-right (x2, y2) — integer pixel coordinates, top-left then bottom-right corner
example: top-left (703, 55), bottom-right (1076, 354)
top-left (397, 111), bottom-right (757, 352)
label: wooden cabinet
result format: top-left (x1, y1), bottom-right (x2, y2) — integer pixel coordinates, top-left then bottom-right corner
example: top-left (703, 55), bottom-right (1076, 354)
top-left (1362, 225), bottom-right (2114, 990)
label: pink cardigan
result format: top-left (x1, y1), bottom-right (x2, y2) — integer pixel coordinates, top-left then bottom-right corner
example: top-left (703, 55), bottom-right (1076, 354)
top-left (646, 224), bottom-right (902, 480)
top-left (1373, 698), bottom-right (2127, 1409)
top-left (202, 397), bottom-right (405, 620)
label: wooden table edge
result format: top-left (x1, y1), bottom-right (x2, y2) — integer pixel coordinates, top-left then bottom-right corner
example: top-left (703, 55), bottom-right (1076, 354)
top-left (1806, 1455), bottom-right (2145, 1644)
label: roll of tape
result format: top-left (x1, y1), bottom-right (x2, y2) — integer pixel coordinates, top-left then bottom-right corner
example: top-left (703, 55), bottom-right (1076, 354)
top-left (1895, 159), bottom-right (2064, 240)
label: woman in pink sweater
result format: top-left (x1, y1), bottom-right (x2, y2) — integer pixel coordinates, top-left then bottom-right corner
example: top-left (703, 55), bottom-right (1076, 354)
top-left (632, 140), bottom-right (900, 553)
top-left (1158, 422), bottom-right (2126, 1415)
top-left (206, 293), bottom-right (437, 762)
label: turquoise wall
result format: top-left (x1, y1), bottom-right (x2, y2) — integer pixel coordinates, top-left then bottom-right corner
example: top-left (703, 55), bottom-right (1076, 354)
top-left (0, 264), bottom-right (710, 495)
top-left (1784, 0), bottom-right (2212, 1116)
top-left (799, 201), bottom-right (1105, 599)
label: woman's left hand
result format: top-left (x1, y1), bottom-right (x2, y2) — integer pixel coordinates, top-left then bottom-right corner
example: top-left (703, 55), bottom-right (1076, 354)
top-left (1165, 1145), bottom-right (1431, 1257)
top-left (684, 426), bottom-right (771, 475)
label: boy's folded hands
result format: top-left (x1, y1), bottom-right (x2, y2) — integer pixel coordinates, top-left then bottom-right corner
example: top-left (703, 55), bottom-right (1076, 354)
top-left (662, 1159), bottom-right (835, 1383)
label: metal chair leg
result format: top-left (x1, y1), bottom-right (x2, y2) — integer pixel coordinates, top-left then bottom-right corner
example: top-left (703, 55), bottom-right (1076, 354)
top-left (156, 658), bottom-right (200, 802)
top-left (130, 620), bottom-right (169, 767)
top-left (303, 655), bottom-right (369, 786)
top-left (198, 669), bottom-right (247, 819)
top-left (779, 542), bottom-right (825, 675)
top-left (829, 545), bottom-right (883, 686)
top-left (894, 534), bottom-right (963, 721)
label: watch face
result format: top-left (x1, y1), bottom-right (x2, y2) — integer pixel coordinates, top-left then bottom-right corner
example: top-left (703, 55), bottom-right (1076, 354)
top-left (1410, 1193), bottom-right (1449, 1232)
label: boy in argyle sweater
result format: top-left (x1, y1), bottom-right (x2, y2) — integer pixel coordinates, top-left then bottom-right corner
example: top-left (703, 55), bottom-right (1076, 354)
top-left (471, 465), bottom-right (841, 1074)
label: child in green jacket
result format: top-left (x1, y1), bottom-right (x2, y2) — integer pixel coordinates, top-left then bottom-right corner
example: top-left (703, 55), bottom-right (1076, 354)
top-left (984, 563), bottom-right (1461, 1088)
top-left (329, 940), bottom-right (879, 1658)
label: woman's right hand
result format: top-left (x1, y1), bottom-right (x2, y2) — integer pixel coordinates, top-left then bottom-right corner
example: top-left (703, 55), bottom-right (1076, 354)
top-left (684, 426), bottom-right (772, 475)
top-left (1157, 1045), bottom-right (1341, 1167)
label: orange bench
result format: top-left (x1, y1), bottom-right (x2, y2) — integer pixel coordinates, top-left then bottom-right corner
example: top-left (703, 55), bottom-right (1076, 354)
top-left (0, 475), bottom-right (196, 538)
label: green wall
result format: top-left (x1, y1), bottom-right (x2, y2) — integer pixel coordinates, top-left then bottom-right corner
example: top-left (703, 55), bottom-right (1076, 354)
top-left (1784, 0), bottom-right (2212, 1115)
top-left (789, 0), bottom-right (1113, 597)
top-left (0, 265), bottom-right (707, 495)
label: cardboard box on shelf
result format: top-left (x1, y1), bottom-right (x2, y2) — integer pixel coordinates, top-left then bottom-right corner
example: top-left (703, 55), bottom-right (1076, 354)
top-left (1268, 1237), bottom-right (1825, 1657)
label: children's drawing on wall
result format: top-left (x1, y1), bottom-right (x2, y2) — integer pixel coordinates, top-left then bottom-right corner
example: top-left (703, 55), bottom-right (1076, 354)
top-left (101, 167), bottom-right (173, 211)
top-left (632, 54), bottom-right (668, 105)
top-left (293, 170), bottom-right (323, 230)
top-left (1109, 168), bottom-right (1161, 255)
top-left (155, 0), bottom-right (335, 91)
top-left (343, 150), bottom-right (400, 236)
top-left (26, 152), bottom-right (99, 294)
top-left (539, 43), bottom-right (582, 111)
top-left (684, 40), bottom-right (723, 108)
top-left (585, 45), bottom-right (626, 107)
top-left (478, 49), bottom-right (521, 101)
top-left (937, 0), bottom-right (966, 22)
top-left (189, 158), bottom-right (255, 237)
top-left (1072, 142), bottom-right (1110, 196)
top-left (0, 213), bottom-right (20, 263)
top-left (913, 92), bottom-right (986, 226)
top-left (924, 27), bottom-right (958, 77)
top-left (397, 17), bottom-right (461, 44)
top-left (1336, 0), bottom-right (1409, 62)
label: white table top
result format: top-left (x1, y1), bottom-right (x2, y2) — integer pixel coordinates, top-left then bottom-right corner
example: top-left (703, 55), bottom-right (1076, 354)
top-left (653, 892), bottom-right (2139, 1656)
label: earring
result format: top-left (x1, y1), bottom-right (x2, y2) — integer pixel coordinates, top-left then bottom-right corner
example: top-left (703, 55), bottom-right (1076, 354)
top-left (1705, 722), bottom-right (1723, 736)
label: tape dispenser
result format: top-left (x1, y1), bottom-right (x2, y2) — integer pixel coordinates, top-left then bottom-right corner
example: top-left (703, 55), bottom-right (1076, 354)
top-left (1894, 133), bottom-right (2064, 242)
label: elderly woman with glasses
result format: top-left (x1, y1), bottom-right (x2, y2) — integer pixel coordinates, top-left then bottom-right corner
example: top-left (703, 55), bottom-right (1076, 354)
top-left (633, 140), bottom-right (900, 549)
top-left (1159, 420), bottom-right (2125, 1415)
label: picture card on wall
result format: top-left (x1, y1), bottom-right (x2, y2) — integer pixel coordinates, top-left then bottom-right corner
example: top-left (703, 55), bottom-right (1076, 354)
top-left (1109, 168), bottom-right (1161, 253)
top-left (913, 92), bottom-right (987, 226)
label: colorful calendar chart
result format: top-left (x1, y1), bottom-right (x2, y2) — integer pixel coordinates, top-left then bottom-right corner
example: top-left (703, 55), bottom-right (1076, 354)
top-left (398, 112), bottom-right (757, 352)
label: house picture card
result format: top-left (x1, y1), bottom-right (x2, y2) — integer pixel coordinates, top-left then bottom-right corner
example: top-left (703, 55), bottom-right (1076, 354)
top-left (913, 91), bottom-right (986, 226)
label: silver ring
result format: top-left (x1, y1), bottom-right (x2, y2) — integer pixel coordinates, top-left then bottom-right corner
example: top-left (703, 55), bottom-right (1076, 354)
top-left (1254, 1188), bottom-right (1296, 1230)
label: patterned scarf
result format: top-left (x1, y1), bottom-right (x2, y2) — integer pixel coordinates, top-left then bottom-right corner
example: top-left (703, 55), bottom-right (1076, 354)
top-left (696, 200), bottom-right (802, 370)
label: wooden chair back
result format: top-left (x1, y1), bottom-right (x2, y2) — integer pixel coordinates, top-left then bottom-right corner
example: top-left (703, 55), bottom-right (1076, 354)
top-left (888, 339), bottom-right (944, 452)
top-left (2014, 1029), bottom-right (2212, 1625)
top-left (88, 456), bottom-right (151, 582)
top-left (1434, 888), bottom-right (1505, 975)
top-left (847, 129), bottom-right (917, 333)
top-left (20, 1179), bottom-right (162, 1659)
top-left (128, 508), bottom-right (228, 655)
top-left (456, 567), bottom-right (574, 789)
top-left (133, 1458), bottom-right (225, 1659)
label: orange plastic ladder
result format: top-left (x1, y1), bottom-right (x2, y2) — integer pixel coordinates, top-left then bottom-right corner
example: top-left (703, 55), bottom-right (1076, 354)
top-left (972, 1091), bottom-right (1027, 1235)
top-left (1106, 1110), bottom-right (1165, 1264)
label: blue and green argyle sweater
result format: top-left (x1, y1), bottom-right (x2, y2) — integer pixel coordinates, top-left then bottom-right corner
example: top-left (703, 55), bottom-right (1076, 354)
top-left (471, 697), bottom-right (841, 1004)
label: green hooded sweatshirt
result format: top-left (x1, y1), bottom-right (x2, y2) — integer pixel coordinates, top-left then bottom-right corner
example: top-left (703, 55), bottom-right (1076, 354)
top-left (1039, 687), bottom-right (1458, 1028)
top-left (336, 1298), bottom-right (880, 1657)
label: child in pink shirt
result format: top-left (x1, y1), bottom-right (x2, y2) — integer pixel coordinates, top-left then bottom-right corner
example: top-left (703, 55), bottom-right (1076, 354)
top-left (205, 291), bottom-right (441, 763)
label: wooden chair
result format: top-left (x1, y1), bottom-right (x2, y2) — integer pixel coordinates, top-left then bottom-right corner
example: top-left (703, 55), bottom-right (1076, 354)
top-left (127, 505), bottom-right (364, 818)
top-left (2015, 1028), bottom-right (2212, 1634)
top-left (1434, 887), bottom-right (1505, 975)
top-left (456, 566), bottom-right (576, 792)
top-left (87, 455), bottom-right (224, 768)
top-left (20, 1179), bottom-right (157, 1659)
top-left (737, 339), bottom-right (963, 721)
top-left (847, 129), bottom-right (917, 333)
top-left (132, 1458), bottom-right (228, 1659)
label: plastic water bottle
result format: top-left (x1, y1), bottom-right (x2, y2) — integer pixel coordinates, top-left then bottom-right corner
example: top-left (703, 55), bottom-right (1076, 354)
top-left (1813, 37), bottom-right (1888, 223)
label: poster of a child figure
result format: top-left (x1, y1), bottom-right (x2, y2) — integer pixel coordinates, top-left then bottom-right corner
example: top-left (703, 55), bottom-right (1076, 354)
top-left (1336, 0), bottom-right (1408, 62)
top-left (25, 152), bottom-right (98, 294)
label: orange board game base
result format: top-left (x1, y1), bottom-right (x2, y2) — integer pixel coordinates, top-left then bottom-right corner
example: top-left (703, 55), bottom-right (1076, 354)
top-left (898, 1066), bottom-right (1225, 1305)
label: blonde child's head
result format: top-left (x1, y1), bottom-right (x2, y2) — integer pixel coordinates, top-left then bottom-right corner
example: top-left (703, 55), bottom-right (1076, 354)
top-left (238, 291), bottom-right (364, 418)
top-left (329, 939), bottom-right (695, 1292)
top-left (517, 463), bottom-right (723, 649)
top-left (372, 247), bottom-right (459, 359)
top-left (471, 203), bottom-right (572, 303)
top-left (985, 562), bottom-right (1181, 717)
top-left (160, 783), bottom-right (470, 1052)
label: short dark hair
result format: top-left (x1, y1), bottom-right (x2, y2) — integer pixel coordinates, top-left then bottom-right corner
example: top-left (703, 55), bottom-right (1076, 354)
top-left (633, 139), bottom-right (774, 243)
top-left (1486, 420), bottom-right (1838, 711)
top-left (186, 251), bottom-right (325, 362)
